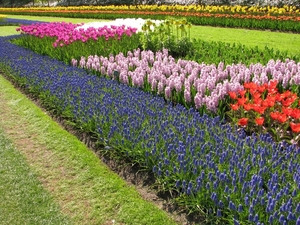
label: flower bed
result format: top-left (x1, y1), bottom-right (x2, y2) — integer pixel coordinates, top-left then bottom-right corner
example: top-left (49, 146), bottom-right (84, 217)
top-left (1, 17), bottom-right (300, 224)
top-left (73, 51), bottom-right (300, 118)
top-left (0, 14), bottom-right (6, 21)
top-left (13, 21), bottom-right (140, 64)
top-left (227, 80), bottom-right (300, 143)
top-left (1, 4), bottom-right (300, 33)
top-left (1, 4), bottom-right (300, 15)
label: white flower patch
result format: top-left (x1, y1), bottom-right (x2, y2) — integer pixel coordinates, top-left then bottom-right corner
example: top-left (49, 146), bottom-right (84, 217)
top-left (76, 18), bottom-right (163, 32)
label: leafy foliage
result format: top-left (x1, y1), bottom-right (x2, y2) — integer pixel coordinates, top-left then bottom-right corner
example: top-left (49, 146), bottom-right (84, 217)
top-left (185, 40), bottom-right (299, 66)
top-left (139, 18), bottom-right (194, 58)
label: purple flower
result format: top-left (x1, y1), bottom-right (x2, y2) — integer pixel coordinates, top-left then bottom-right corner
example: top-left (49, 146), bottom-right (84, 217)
top-left (244, 195), bottom-right (250, 206)
top-left (296, 216), bottom-right (300, 225)
top-left (269, 215), bottom-right (274, 224)
top-left (238, 204), bottom-right (243, 213)
top-left (287, 212), bottom-right (296, 221)
top-left (253, 214), bottom-right (259, 223)
top-left (233, 218), bottom-right (240, 225)
top-left (279, 214), bottom-right (285, 224)
top-left (217, 209), bottom-right (222, 217)
top-left (248, 213), bottom-right (254, 222)
top-left (296, 203), bottom-right (300, 213)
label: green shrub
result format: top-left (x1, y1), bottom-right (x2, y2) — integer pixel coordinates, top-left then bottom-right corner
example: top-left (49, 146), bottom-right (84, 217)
top-left (139, 18), bottom-right (194, 58)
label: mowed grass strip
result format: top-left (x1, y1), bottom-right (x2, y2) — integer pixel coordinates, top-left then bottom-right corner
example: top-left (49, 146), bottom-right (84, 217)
top-left (0, 75), bottom-right (177, 225)
top-left (0, 26), bottom-right (20, 36)
top-left (0, 127), bottom-right (71, 225)
top-left (189, 25), bottom-right (300, 57)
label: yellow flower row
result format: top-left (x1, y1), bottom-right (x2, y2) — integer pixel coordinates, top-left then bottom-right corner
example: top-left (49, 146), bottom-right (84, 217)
top-left (0, 4), bottom-right (299, 15)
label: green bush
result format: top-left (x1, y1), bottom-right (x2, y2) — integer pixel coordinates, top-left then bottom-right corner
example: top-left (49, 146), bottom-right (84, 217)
top-left (139, 18), bottom-right (194, 58)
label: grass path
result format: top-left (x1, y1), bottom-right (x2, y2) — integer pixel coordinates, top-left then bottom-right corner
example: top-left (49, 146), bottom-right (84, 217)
top-left (0, 74), bottom-right (177, 225)
top-left (0, 127), bottom-right (70, 225)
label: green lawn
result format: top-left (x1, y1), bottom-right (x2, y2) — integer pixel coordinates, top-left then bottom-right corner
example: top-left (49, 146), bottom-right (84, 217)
top-left (189, 25), bottom-right (300, 57)
top-left (0, 127), bottom-right (71, 225)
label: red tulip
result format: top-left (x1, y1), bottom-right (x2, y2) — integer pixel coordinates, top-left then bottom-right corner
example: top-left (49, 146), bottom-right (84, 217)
top-left (238, 118), bottom-right (248, 126)
top-left (257, 85), bottom-right (266, 93)
top-left (255, 117), bottom-right (264, 126)
top-left (230, 104), bottom-right (239, 111)
top-left (277, 113), bottom-right (288, 123)
top-left (238, 90), bottom-right (247, 97)
top-left (244, 82), bottom-right (257, 90)
top-left (290, 122), bottom-right (300, 133)
top-left (237, 97), bottom-right (247, 106)
top-left (270, 112), bottom-right (280, 121)
top-left (243, 103), bottom-right (252, 111)
top-left (291, 108), bottom-right (300, 119)
top-left (252, 92), bottom-right (261, 100)
top-left (282, 107), bottom-right (293, 117)
top-left (253, 105), bottom-right (266, 115)
top-left (228, 91), bottom-right (237, 99)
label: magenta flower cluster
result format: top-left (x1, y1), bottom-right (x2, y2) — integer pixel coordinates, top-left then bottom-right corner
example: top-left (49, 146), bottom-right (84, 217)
top-left (72, 49), bottom-right (300, 113)
top-left (16, 22), bottom-right (138, 47)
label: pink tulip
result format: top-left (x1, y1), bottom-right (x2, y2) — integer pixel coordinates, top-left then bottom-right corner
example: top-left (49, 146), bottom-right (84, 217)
top-left (17, 22), bottom-right (138, 48)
